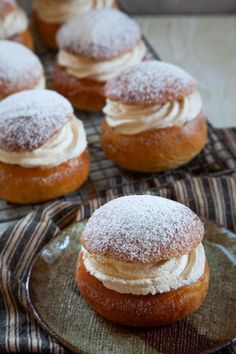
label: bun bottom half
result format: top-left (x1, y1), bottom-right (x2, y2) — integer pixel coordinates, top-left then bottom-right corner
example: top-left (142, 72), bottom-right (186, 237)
top-left (76, 254), bottom-right (209, 327)
top-left (0, 152), bottom-right (89, 204)
top-left (33, 12), bottom-right (60, 49)
top-left (54, 65), bottom-right (106, 112)
top-left (100, 113), bottom-right (208, 173)
top-left (10, 30), bottom-right (33, 49)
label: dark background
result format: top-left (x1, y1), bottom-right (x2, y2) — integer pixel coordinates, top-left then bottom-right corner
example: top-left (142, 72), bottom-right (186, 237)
top-left (18, 0), bottom-right (236, 14)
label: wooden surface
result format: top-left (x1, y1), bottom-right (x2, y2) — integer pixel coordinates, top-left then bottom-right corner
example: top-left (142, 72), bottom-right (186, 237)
top-left (137, 16), bottom-right (236, 128)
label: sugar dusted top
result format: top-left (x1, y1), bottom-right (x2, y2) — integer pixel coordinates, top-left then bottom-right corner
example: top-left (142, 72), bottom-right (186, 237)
top-left (81, 195), bottom-right (204, 264)
top-left (0, 89), bottom-right (73, 152)
top-left (0, 0), bottom-right (15, 18)
top-left (105, 60), bottom-right (197, 105)
top-left (0, 40), bottom-right (44, 97)
top-left (57, 9), bottom-right (141, 60)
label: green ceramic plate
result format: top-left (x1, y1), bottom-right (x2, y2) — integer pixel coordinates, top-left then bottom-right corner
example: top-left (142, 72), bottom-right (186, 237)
top-left (26, 220), bottom-right (236, 354)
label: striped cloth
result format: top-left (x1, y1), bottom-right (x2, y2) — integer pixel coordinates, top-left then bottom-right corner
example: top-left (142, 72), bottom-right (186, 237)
top-left (0, 129), bottom-right (236, 353)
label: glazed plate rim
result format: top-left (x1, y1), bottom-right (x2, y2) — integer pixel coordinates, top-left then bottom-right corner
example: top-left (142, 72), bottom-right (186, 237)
top-left (25, 218), bottom-right (236, 354)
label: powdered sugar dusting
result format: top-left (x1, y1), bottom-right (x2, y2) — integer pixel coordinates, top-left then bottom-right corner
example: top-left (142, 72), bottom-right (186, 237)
top-left (0, 0), bottom-right (15, 18)
top-left (0, 89), bottom-right (73, 152)
top-left (105, 60), bottom-right (197, 105)
top-left (0, 40), bottom-right (43, 95)
top-left (57, 9), bottom-right (141, 60)
top-left (81, 195), bottom-right (204, 263)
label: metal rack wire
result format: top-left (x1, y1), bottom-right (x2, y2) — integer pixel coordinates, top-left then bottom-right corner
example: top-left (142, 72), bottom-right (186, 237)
top-left (0, 33), bottom-right (235, 228)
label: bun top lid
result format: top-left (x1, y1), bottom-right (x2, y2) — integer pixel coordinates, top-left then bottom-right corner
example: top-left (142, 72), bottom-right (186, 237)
top-left (57, 9), bottom-right (141, 60)
top-left (105, 60), bottom-right (197, 105)
top-left (81, 195), bottom-right (204, 264)
top-left (0, 89), bottom-right (73, 152)
top-left (0, 40), bottom-right (43, 97)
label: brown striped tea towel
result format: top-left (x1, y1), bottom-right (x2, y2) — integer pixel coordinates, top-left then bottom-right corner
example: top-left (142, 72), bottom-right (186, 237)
top-left (0, 136), bottom-right (236, 353)
top-left (0, 176), bottom-right (236, 353)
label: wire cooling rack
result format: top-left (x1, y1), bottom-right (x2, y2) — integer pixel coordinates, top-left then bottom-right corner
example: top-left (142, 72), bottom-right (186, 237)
top-left (0, 34), bottom-right (235, 229)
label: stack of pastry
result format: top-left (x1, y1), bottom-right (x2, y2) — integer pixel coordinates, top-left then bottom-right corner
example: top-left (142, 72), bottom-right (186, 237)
top-left (0, 0), bottom-right (32, 48)
top-left (54, 9), bottom-right (146, 111)
top-left (77, 195), bottom-right (209, 326)
top-left (33, 0), bottom-right (118, 48)
top-left (101, 60), bottom-right (207, 172)
top-left (0, 90), bottom-right (89, 204)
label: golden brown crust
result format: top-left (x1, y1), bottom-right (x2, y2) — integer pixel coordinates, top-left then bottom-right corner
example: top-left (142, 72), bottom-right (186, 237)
top-left (54, 65), bottom-right (106, 111)
top-left (112, 1), bottom-right (119, 9)
top-left (33, 11), bottom-right (60, 49)
top-left (100, 113), bottom-right (208, 172)
top-left (0, 152), bottom-right (89, 204)
top-left (76, 254), bottom-right (209, 327)
top-left (10, 30), bottom-right (33, 49)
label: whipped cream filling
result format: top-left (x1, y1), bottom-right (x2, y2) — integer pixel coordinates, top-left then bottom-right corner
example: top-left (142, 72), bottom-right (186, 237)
top-left (57, 41), bottom-right (146, 82)
top-left (35, 76), bottom-right (46, 89)
top-left (0, 7), bottom-right (28, 39)
top-left (82, 243), bottom-right (206, 295)
top-left (104, 90), bottom-right (202, 134)
top-left (34, 0), bottom-right (114, 24)
top-left (0, 116), bottom-right (87, 168)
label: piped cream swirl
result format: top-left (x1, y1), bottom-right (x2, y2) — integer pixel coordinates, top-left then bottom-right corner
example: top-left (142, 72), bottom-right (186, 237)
top-left (82, 243), bottom-right (206, 295)
top-left (57, 41), bottom-right (146, 82)
top-left (0, 7), bottom-right (28, 39)
top-left (0, 116), bottom-right (87, 167)
top-left (34, 0), bottom-right (114, 24)
top-left (104, 91), bottom-right (202, 134)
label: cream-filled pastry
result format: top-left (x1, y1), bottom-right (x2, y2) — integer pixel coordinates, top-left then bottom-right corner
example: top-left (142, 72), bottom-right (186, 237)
top-left (0, 0), bottom-right (32, 48)
top-left (101, 60), bottom-right (208, 172)
top-left (0, 40), bottom-right (45, 100)
top-left (76, 195), bottom-right (209, 327)
top-left (33, 0), bottom-right (117, 48)
top-left (0, 89), bottom-right (89, 204)
top-left (54, 9), bottom-right (145, 111)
